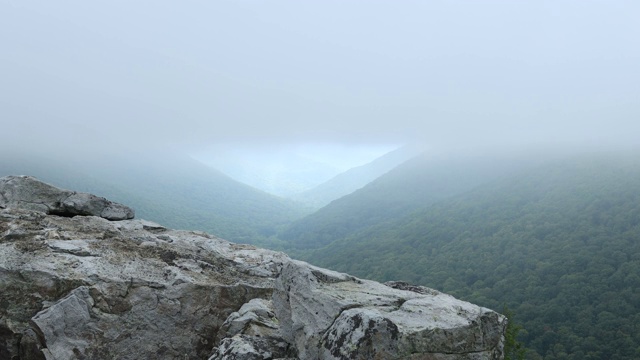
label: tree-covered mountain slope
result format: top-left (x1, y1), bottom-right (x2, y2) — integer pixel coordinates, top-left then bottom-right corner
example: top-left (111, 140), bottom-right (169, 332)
top-left (279, 150), bottom-right (553, 250)
top-left (300, 152), bottom-right (640, 360)
top-left (290, 145), bottom-right (422, 209)
top-left (0, 150), bottom-right (308, 245)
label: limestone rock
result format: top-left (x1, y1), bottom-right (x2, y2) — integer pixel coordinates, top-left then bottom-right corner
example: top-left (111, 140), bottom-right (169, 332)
top-left (0, 176), bottom-right (506, 359)
top-left (209, 335), bottom-right (293, 360)
top-left (0, 208), bottom-right (278, 359)
top-left (210, 298), bottom-right (296, 359)
top-left (31, 287), bottom-right (94, 360)
top-left (273, 261), bottom-right (505, 359)
top-left (218, 298), bottom-right (280, 339)
top-left (0, 175), bottom-right (134, 220)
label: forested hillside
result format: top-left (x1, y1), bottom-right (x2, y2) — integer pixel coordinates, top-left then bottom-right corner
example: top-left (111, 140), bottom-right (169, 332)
top-left (0, 150), bottom-right (308, 244)
top-left (280, 150), bottom-right (554, 250)
top-left (299, 152), bottom-right (640, 360)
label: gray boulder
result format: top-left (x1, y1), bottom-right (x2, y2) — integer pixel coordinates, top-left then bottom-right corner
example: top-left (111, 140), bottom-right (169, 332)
top-left (209, 335), bottom-right (293, 360)
top-left (0, 175), bottom-right (134, 220)
top-left (0, 176), bottom-right (506, 359)
top-left (218, 298), bottom-right (281, 339)
top-left (274, 261), bottom-right (505, 359)
top-left (209, 298), bottom-right (296, 359)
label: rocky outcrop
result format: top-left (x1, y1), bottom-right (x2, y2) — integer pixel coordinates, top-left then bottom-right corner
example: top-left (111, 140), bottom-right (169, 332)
top-left (274, 262), bottom-right (505, 360)
top-left (0, 175), bottom-right (134, 220)
top-left (0, 176), bottom-right (506, 359)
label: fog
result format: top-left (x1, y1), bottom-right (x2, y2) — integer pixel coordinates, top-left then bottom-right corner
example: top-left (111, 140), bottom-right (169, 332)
top-left (2, 1), bottom-right (639, 157)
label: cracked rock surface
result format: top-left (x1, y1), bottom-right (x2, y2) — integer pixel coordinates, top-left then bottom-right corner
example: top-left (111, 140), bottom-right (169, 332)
top-left (0, 176), bottom-right (506, 359)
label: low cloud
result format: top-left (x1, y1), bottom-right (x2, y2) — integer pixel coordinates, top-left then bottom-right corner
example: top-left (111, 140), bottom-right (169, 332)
top-left (2, 1), bottom-right (639, 155)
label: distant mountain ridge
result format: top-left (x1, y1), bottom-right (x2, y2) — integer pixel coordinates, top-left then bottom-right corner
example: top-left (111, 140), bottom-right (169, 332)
top-left (290, 145), bottom-right (422, 208)
top-left (197, 150), bottom-right (342, 197)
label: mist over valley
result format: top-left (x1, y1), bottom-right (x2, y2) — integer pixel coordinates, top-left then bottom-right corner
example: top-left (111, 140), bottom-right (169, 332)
top-left (2, 1), bottom-right (640, 359)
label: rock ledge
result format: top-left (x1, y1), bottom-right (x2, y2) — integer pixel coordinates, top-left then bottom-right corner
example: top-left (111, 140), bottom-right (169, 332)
top-left (0, 176), bottom-right (505, 359)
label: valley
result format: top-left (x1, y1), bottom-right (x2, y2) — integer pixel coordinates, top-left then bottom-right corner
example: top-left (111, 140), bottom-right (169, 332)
top-left (3, 147), bottom-right (640, 359)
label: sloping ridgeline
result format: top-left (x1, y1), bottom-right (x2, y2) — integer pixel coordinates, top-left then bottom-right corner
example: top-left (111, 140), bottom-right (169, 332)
top-left (300, 152), bottom-right (640, 360)
top-left (279, 150), bottom-right (555, 252)
top-left (291, 145), bottom-right (422, 209)
top-left (0, 150), bottom-right (308, 245)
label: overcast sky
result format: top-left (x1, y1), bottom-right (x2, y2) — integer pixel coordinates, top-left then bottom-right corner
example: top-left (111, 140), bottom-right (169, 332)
top-left (2, 0), bottom-right (639, 155)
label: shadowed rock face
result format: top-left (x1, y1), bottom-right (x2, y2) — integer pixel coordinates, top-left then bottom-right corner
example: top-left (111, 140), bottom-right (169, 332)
top-left (0, 176), bottom-right (506, 359)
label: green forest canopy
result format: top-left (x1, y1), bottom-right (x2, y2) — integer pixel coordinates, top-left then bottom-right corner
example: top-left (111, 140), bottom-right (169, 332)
top-left (293, 153), bottom-right (640, 360)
